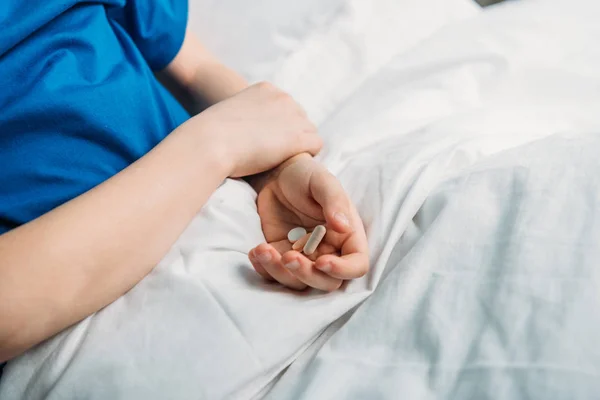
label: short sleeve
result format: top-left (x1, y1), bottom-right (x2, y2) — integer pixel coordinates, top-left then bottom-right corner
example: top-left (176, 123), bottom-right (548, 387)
top-left (108, 0), bottom-right (188, 70)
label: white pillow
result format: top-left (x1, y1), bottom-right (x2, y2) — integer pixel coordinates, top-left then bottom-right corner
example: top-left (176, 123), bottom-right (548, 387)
top-left (188, 0), bottom-right (480, 122)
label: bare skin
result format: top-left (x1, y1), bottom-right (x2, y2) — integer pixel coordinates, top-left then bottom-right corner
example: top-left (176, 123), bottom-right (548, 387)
top-left (249, 154), bottom-right (369, 292)
top-left (0, 29), bottom-right (369, 363)
top-left (0, 31), bottom-right (321, 363)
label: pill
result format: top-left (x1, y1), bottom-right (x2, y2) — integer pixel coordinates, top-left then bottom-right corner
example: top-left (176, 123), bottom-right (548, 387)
top-left (292, 233), bottom-right (310, 251)
top-left (287, 227), bottom-right (307, 243)
top-left (303, 225), bottom-right (327, 255)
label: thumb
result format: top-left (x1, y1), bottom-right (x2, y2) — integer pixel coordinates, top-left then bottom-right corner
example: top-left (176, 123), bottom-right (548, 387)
top-left (309, 168), bottom-right (353, 234)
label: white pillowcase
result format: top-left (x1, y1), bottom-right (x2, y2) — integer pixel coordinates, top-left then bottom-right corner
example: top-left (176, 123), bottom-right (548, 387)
top-left (188, 0), bottom-right (480, 122)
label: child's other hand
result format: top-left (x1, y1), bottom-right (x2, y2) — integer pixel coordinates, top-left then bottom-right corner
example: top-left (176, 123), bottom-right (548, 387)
top-left (190, 82), bottom-right (322, 178)
top-left (248, 154), bottom-right (369, 292)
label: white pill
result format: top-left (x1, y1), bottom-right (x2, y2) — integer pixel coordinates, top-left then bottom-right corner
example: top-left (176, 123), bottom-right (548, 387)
top-left (303, 225), bottom-right (327, 255)
top-left (287, 227), bottom-right (307, 243)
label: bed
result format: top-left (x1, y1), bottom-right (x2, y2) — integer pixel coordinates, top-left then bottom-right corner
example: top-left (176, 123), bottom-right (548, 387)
top-left (2, 0), bottom-right (600, 398)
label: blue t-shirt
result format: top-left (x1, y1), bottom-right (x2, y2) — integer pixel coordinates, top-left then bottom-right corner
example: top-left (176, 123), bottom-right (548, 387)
top-left (0, 0), bottom-right (190, 234)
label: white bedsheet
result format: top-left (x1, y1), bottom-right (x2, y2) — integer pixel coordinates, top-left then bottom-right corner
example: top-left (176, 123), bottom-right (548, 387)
top-left (3, 0), bottom-right (600, 399)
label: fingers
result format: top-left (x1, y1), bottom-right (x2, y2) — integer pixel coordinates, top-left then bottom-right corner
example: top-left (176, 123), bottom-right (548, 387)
top-left (305, 242), bottom-right (337, 262)
top-left (249, 242), bottom-right (343, 292)
top-left (339, 208), bottom-right (369, 257)
top-left (316, 207), bottom-right (370, 279)
top-left (291, 233), bottom-right (337, 261)
top-left (281, 251), bottom-right (343, 292)
top-left (248, 249), bottom-right (275, 281)
top-left (309, 168), bottom-right (353, 234)
top-left (249, 244), bottom-right (307, 291)
top-left (291, 233), bottom-right (310, 251)
top-left (314, 252), bottom-right (369, 280)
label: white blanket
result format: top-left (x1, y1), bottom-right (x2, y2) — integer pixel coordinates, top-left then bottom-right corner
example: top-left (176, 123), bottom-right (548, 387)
top-left (3, 0), bottom-right (600, 398)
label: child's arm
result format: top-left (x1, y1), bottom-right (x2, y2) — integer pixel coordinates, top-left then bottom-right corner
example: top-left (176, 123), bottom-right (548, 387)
top-left (157, 29), bottom-right (249, 113)
top-left (0, 120), bottom-right (227, 363)
top-left (0, 83), bottom-right (322, 363)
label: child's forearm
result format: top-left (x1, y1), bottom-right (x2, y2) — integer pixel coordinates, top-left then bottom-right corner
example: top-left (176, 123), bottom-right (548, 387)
top-left (158, 29), bottom-right (248, 113)
top-left (245, 153), bottom-right (314, 193)
top-left (158, 28), bottom-right (314, 195)
top-left (0, 119), bottom-right (230, 363)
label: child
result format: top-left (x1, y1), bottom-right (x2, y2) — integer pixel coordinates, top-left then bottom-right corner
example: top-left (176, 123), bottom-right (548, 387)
top-left (0, 0), bottom-right (369, 365)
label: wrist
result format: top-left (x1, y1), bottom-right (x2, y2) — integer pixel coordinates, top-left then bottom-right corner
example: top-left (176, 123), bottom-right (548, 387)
top-left (246, 153), bottom-right (314, 193)
top-left (174, 114), bottom-right (234, 179)
top-left (276, 152), bottom-right (313, 172)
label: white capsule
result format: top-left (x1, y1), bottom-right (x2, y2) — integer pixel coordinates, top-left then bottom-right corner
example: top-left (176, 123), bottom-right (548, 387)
top-left (287, 227), bottom-right (307, 243)
top-left (303, 225), bottom-right (327, 255)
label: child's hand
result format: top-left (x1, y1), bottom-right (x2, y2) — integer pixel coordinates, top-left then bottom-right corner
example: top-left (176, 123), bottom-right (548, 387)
top-left (190, 82), bottom-right (322, 178)
top-left (248, 154), bottom-right (369, 292)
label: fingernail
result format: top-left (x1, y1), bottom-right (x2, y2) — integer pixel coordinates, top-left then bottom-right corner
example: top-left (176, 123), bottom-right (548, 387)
top-left (256, 252), bottom-right (272, 263)
top-left (316, 263), bottom-right (332, 273)
top-left (284, 260), bottom-right (301, 270)
top-left (334, 212), bottom-right (350, 227)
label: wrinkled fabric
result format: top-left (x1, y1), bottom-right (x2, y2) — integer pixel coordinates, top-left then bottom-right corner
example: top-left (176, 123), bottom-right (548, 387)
top-left (2, 0), bottom-right (600, 399)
